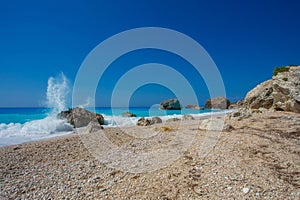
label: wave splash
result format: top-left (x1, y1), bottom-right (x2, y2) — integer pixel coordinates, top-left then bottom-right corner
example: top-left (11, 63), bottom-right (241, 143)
top-left (0, 73), bottom-right (73, 147)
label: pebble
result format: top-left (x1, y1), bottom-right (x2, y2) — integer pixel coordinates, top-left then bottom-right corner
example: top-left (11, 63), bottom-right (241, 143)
top-left (242, 187), bottom-right (250, 194)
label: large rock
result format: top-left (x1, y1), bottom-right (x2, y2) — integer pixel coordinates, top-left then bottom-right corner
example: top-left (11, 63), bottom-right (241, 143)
top-left (160, 99), bottom-right (181, 110)
top-left (58, 107), bottom-right (105, 127)
top-left (205, 97), bottom-right (230, 110)
top-left (243, 66), bottom-right (300, 113)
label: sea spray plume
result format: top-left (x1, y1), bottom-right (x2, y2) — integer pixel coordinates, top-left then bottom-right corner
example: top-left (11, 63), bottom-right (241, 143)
top-left (46, 73), bottom-right (70, 114)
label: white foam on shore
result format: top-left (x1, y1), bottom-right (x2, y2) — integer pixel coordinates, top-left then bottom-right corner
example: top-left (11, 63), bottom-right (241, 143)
top-left (0, 73), bottom-right (74, 147)
top-left (102, 110), bottom-right (233, 128)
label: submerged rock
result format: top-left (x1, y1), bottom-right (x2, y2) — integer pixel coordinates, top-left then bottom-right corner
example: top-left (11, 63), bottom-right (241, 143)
top-left (160, 99), bottom-right (181, 110)
top-left (58, 107), bottom-right (105, 128)
top-left (205, 97), bottom-right (231, 110)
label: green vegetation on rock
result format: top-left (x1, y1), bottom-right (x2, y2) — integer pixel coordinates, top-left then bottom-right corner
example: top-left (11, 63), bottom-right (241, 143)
top-left (273, 66), bottom-right (290, 76)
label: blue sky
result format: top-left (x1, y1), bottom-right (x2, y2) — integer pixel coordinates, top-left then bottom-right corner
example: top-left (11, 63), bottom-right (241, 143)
top-left (0, 0), bottom-right (299, 107)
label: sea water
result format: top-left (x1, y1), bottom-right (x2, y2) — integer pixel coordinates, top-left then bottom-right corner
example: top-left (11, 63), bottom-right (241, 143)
top-left (0, 73), bottom-right (227, 147)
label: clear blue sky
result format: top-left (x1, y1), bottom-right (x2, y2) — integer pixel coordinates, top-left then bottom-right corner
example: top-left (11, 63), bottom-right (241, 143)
top-left (0, 0), bottom-right (299, 107)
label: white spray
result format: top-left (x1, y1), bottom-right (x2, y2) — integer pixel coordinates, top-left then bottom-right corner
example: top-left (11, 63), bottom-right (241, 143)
top-left (46, 72), bottom-right (70, 114)
top-left (0, 72), bottom-right (73, 147)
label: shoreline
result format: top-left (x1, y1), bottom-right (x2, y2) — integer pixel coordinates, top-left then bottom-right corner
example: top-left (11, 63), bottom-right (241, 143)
top-left (0, 110), bottom-right (232, 148)
top-left (1, 111), bottom-right (299, 199)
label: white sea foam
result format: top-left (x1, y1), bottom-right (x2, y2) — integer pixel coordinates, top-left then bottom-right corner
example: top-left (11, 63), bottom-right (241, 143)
top-left (0, 73), bottom-right (74, 147)
top-left (102, 110), bottom-right (232, 128)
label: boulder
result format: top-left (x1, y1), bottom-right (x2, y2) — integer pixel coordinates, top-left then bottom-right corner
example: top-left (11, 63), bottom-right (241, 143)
top-left (150, 117), bottom-right (162, 124)
top-left (58, 107), bottom-right (105, 128)
top-left (122, 112), bottom-right (137, 117)
top-left (136, 117), bottom-right (151, 126)
top-left (160, 99), bottom-right (181, 110)
top-left (182, 114), bottom-right (195, 120)
top-left (243, 66), bottom-right (300, 113)
top-left (185, 104), bottom-right (204, 110)
top-left (205, 97), bottom-right (230, 110)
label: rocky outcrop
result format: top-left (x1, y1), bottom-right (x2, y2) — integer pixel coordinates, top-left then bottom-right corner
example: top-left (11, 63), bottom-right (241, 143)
top-left (58, 107), bottom-right (105, 128)
top-left (160, 99), bottom-right (181, 110)
top-left (122, 112), bottom-right (137, 117)
top-left (243, 66), bottom-right (300, 113)
top-left (185, 104), bottom-right (204, 110)
top-left (205, 97), bottom-right (230, 110)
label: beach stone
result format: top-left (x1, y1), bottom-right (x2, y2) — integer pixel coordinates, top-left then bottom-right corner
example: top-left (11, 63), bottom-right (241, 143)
top-left (136, 117), bottom-right (151, 126)
top-left (223, 123), bottom-right (234, 131)
top-left (205, 97), bottom-right (230, 110)
top-left (166, 118), bottom-right (180, 122)
top-left (182, 115), bottom-right (195, 120)
top-left (86, 121), bottom-right (103, 133)
top-left (122, 112), bottom-right (137, 117)
top-left (150, 117), bottom-right (162, 124)
top-left (185, 104), bottom-right (204, 110)
top-left (242, 187), bottom-right (250, 194)
top-left (160, 98), bottom-right (181, 110)
top-left (199, 118), bottom-right (224, 131)
top-left (58, 107), bottom-right (105, 127)
top-left (243, 66), bottom-right (300, 113)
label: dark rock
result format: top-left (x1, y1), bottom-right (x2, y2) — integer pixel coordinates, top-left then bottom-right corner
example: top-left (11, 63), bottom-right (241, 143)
top-left (160, 99), bottom-right (181, 110)
top-left (136, 117), bottom-right (151, 126)
top-left (58, 107), bottom-right (105, 128)
top-left (122, 112), bottom-right (137, 117)
top-left (205, 97), bottom-right (231, 110)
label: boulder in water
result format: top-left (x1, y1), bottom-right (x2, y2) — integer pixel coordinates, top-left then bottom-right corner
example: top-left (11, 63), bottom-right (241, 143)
top-left (58, 107), bottom-right (105, 128)
top-left (160, 99), bottom-right (181, 110)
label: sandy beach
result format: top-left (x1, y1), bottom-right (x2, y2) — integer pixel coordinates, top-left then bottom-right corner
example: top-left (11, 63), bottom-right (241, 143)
top-left (1, 112), bottom-right (299, 199)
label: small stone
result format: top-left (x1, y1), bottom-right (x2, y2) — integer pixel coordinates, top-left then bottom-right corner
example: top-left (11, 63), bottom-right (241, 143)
top-left (242, 187), bottom-right (250, 194)
top-left (99, 188), bottom-right (106, 192)
top-left (228, 186), bottom-right (232, 190)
